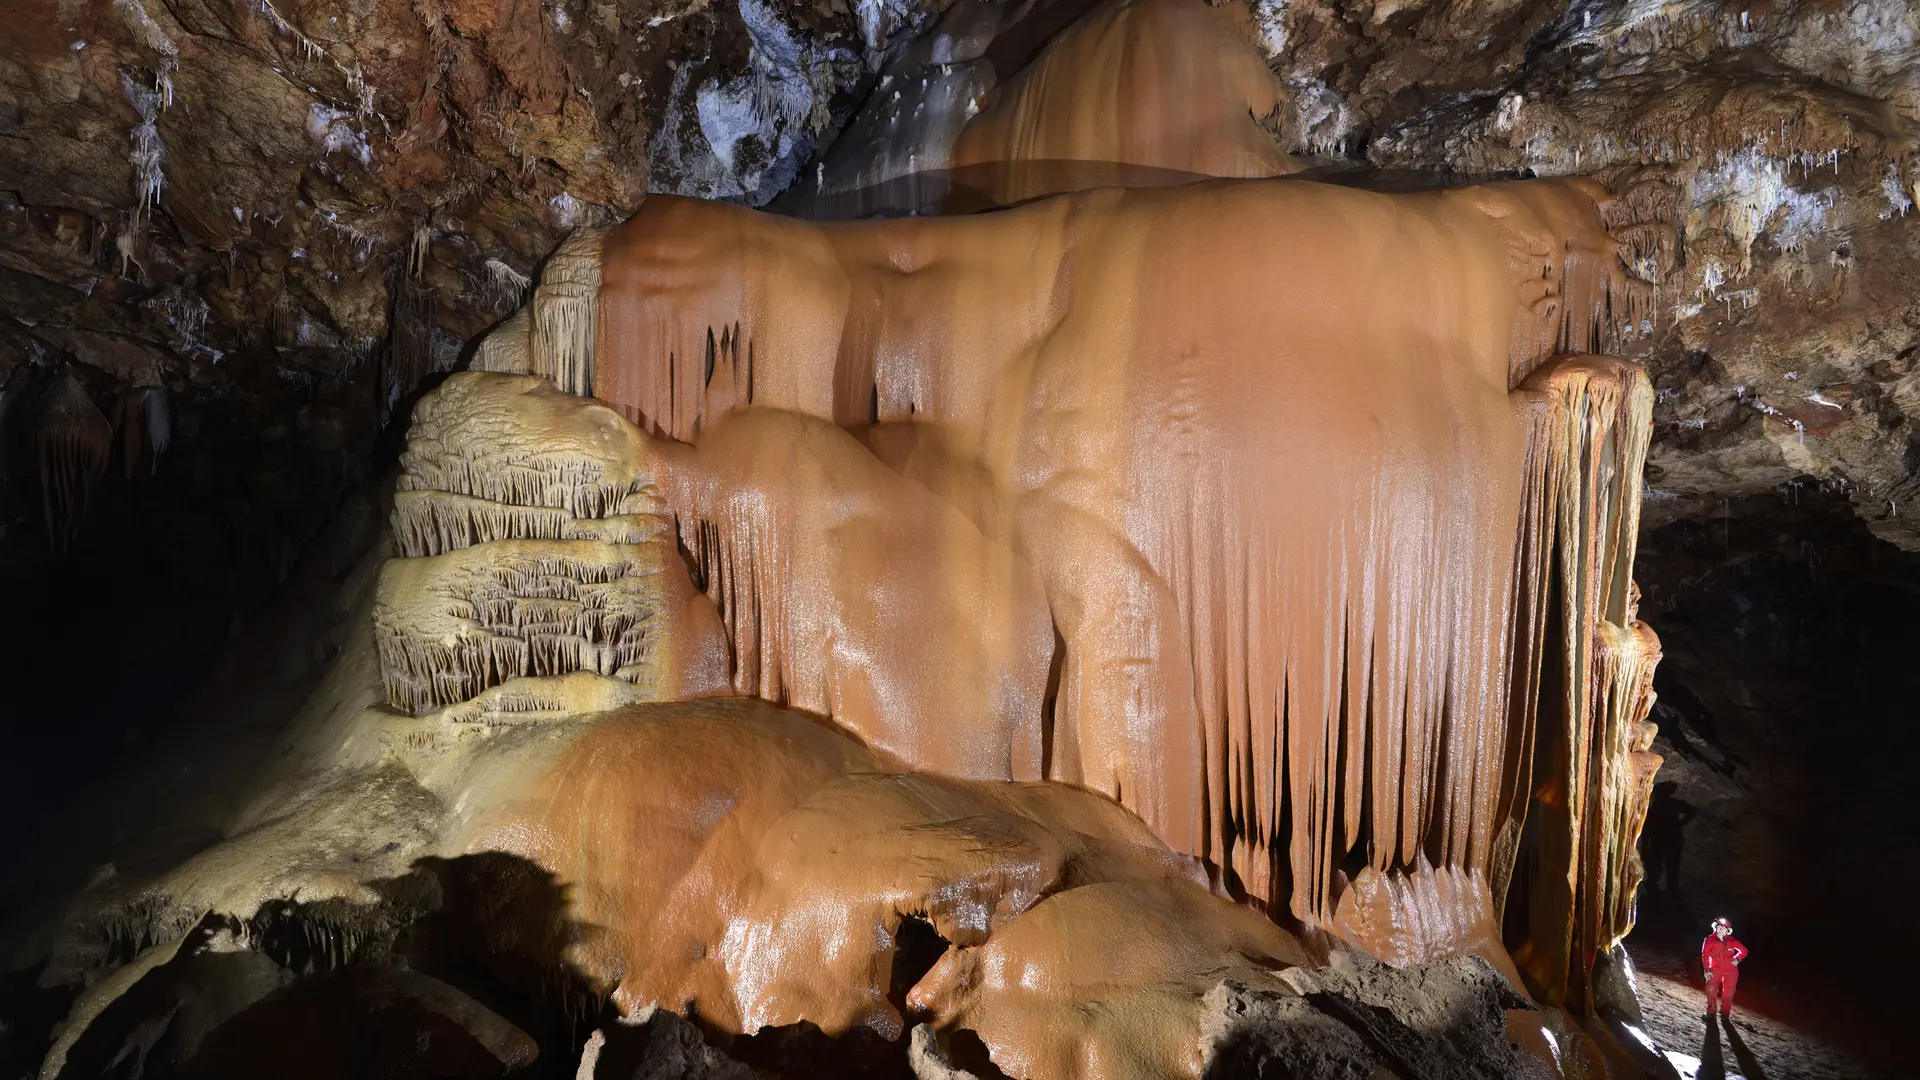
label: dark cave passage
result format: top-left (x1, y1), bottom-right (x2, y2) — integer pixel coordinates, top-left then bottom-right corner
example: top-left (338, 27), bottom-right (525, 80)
top-left (1630, 479), bottom-right (1920, 1077)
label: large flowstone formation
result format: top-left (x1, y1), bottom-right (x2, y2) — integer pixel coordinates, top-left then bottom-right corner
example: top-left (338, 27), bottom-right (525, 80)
top-left (471, 170), bottom-right (1667, 1013)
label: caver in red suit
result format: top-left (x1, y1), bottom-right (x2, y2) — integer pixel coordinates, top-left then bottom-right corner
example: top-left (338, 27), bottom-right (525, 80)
top-left (1701, 919), bottom-right (1749, 1015)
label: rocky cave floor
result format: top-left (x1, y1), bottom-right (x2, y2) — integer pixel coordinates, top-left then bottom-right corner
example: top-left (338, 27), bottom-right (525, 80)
top-left (1625, 929), bottom-right (1884, 1080)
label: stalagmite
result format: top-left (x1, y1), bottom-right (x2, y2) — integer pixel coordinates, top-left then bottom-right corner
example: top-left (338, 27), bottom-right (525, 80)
top-left (35, 369), bottom-right (113, 552)
top-left (469, 306), bottom-right (532, 375)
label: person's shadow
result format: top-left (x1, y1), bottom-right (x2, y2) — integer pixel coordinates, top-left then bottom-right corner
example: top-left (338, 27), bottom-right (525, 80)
top-left (1723, 1015), bottom-right (1769, 1080)
top-left (1699, 1012), bottom-right (1726, 1080)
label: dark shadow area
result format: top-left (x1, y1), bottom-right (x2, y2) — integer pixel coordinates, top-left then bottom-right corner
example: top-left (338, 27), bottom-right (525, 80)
top-left (28, 853), bottom-right (603, 1080)
top-left (1639, 781), bottom-right (1695, 911)
top-left (943, 1029), bottom-right (1015, 1080)
top-left (1722, 1016), bottom-right (1770, 1080)
top-left (0, 347), bottom-right (390, 941)
top-left (886, 916), bottom-right (947, 1023)
top-left (13, 851), bottom-right (1030, 1080)
top-left (723, 1022), bottom-right (911, 1080)
top-left (586, 1007), bottom-right (757, 1080)
top-left (181, 967), bottom-right (528, 1080)
top-left (1698, 1012), bottom-right (1725, 1080)
top-left (0, 963), bottom-right (76, 1080)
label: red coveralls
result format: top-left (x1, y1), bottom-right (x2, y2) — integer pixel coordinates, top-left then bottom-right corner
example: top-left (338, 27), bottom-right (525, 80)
top-left (1701, 933), bottom-right (1748, 1014)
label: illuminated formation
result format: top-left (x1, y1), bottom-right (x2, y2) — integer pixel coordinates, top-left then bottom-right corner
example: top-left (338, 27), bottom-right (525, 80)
top-left (468, 175), bottom-right (1666, 1009)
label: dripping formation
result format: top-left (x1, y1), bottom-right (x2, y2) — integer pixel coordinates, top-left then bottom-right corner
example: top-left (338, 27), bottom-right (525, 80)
top-left (565, 173), bottom-right (1663, 1003)
top-left (1498, 356), bottom-right (1664, 1010)
top-left (376, 374), bottom-right (730, 715)
top-left (18, 188), bottom-right (1669, 1080)
top-left (34, 370), bottom-right (113, 553)
top-left (531, 227), bottom-right (607, 397)
top-left (110, 385), bottom-right (169, 479)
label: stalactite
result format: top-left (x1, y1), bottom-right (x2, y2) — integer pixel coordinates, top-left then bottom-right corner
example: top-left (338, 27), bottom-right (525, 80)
top-left (383, 277), bottom-right (433, 418)
top-left (141, 385), bottom-right (169, 472)
top-left (396, 372), bottom-right (660, 520)
top-left (1590, 614), bottom-right (1663, 959)
top-left (1497, 354), bottom-right (1659, 1008)
top-left (530, 227), bottom-right (605, 396)
top-left (373, 536), bottom-right (728, 716)
top-left (482, 258), bottom-right (532, 314)
top-left (1493, 180), bottom-right (1655, 386)
top-left (35, 370), bottom-right (112, 552)
top-left (421, 671), bottom-right (651, 727)
top-left (111, 385), bottom-right (170, 478)
top-left (390, 490), bottom-right (668, 558)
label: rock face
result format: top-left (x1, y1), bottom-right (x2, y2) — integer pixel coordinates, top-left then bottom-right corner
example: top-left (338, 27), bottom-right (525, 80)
top-left (3, 0), bottom-right (1918, 555)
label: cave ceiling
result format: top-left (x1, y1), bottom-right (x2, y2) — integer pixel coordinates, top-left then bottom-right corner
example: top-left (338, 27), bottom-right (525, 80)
top-left (1, 0), bottom-right (1918, 545)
